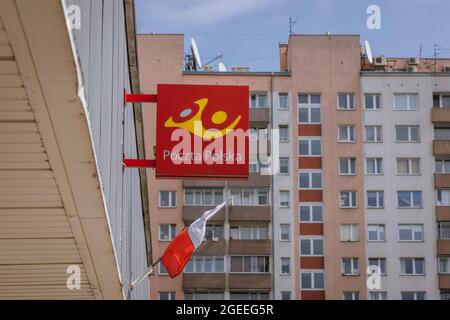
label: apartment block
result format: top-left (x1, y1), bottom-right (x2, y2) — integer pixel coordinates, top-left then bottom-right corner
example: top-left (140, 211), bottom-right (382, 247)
top-left (138, 33), bottom-right (450, 300)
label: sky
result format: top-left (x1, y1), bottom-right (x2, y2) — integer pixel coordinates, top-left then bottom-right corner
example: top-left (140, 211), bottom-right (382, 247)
top-left (136, 0), bottom-right (450, 71)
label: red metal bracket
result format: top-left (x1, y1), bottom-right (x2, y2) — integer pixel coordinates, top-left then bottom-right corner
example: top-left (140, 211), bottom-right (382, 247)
top-left (123, 159), bottom-right (156, 168)
top-left (124, 90), bottom-right (157, 104)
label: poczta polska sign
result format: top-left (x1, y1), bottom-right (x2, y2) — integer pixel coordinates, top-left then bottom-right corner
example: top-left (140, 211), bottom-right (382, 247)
top-left (124, 84), bottom-right (249, 179)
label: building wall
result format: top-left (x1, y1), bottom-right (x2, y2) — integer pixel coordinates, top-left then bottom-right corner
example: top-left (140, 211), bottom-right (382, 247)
top-left (64, 0), bottom-right (149, 299)
top-left (362, 74), bottom-right (445, 300)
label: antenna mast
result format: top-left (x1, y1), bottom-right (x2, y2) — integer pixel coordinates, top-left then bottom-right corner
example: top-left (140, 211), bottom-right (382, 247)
top-left (288, 0), bottom-right (298, 35)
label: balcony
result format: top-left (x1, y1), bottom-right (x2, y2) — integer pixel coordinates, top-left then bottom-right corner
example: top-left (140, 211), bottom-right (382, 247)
top-left (435, 173), bottom-right (450, 188)
top-left (432, 108), bottom-right (450, 124)
top-left (183, 180), bottom-right (225, 188)
top-left (229, 206), bottom-right (271, 222)
top-left (437, 240), bottom-right (450, 255)
top-left (228, 239), bottom-right (272, 255)
top-left (228, 274), bottom-right (272, 290)
top-left (436, 206), bottom-right (450, 221)
top-left (439, 274), bottom-right (450, 289)
top-left (250, 108), bottom-right (270, 124)
top-left (195, 240), bottom-right (226, 255)
top-left (433, 140), bottom-right (450, 156)
top-left (183, 205), bottom-right (225, 222)
top-left (183, 273), bottom-right (226, 290)
top-left (228, 173), bottom-right (271, 188)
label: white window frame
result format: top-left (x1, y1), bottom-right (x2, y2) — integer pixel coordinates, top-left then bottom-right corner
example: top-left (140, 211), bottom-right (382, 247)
top-left (279, 93), bottom-right (289, 110)
top-left (342, 292), bottom-right (360, 300)
top-left (280, 257), bottom-right (291, 275)
top-left (298, 94), bottom-right (321, 124)
top-left (341, 257), bottom-right (360, 276)
top-left (398, 224), bottom-right (424, 242)
top-left (300, 237), bottom-right (324, 256)
top-left (279, 190), bottom-right (290, 208)
top-left (395, 125), bottom-right (420, 142)
top-left (397, 191), bottom-right (422, 208)
top-left (184, 189), bottom-right (224, 206)
top-left (368, 257), bottom-right (387, 275)
top-left (438, 222), bottom-right (450, 239)
top-left (338, 125), bottom-right (356, 143)
top-left (368, 291), bottom-right (387, 300)
top-left (366, 190), bottom-right (384, 208)
top-left (364, 93), bottom-right (381, 110)
top-left (250, 92), bottom-right (268, 108)
top-left (298, 137), bottom-right (321, 156)
top-left (299, 170), bottom-right (322, 190)
top-left (158, 292), bottom-right (176, 300)
top-left (159, 224), bottom-right (176, 242)
top-left (364, 125), bottom-right (382, 142)
top-left (299, 203), bottom-right (323, 223)
top-left (159, 190), bottom-right (177, 208)
top-left (229, 189), bottom-right (270, 206)
top-left (279, 125), bottom-right (289, 142)
top-left (400, 258), bottom-right (425, 275)
top-left (230, 224), bottom-right (269, 240)
top-left (280, 224), bottom-right (291, 241)
top-left (340, 224), bottom-right (359, 242)
top-left (394, 93), bottom-right (419, 110)
top-left (367, 225), bottom-right (386, 242)
top-left (279, 157), bottom-right (289, 175)
top-left (436, 159), bottom-right (450, 173)
top-left (339, 191), bottom-right (357, 208)
top-left (365, 157), bottom-right (383, 175)
top-left (339, 157), bottom-right (356, 175)
top-left (229, 256), bottom-right (270, 274)
top-left (301, 270), bottom-right (325, 290)
top-left (433, 93), bottom-right (450, 108)
top-left (184, 256), bottom-right (225, 273)
top-left (438, 257), bottom-right (450, 274)
top-left (337, 93), bottom-right (355, 110)
top-left (397, 158), bottom-right (421, 175)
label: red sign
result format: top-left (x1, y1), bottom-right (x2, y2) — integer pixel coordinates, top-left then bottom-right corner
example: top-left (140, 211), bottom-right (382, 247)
top-left (155, 84), bottom-right (249, 179)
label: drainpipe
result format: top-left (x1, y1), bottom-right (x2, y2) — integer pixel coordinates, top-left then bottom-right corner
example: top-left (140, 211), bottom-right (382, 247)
top-left (270, 73), bottom-right (275, 299)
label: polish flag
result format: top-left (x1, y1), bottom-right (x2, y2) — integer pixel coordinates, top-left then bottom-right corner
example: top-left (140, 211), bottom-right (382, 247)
top-left (160, 199), bottom-right (231, 278)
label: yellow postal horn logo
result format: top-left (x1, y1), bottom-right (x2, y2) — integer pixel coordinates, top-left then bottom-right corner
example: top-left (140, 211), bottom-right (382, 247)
top-left (164, 98), bottom-right (241, 139)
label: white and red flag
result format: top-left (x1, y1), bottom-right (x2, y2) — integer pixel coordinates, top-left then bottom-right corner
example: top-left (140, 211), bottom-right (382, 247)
top-left (160, 198), bottom-right (231, 278)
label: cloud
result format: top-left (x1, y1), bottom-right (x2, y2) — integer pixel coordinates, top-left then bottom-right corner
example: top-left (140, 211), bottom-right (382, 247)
top-left (137, 0), bottom-right (284, 29)
top-left (315, 0), bottom-right (334, 10)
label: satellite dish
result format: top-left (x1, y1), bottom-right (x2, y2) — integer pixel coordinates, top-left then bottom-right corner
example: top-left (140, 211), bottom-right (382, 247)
top-left (218, 62), bottom-right (227, 72)
top-left (364, 40), bottom-right (373, 64)
top-left (190, 38), bottom-right (202, 70)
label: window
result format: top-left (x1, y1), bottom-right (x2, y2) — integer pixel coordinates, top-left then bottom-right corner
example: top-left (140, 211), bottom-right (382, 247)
top-left (433, 94), bottom-right (450, 108)
top-left (367, 191), bottom-right (384, 208)
top-left (279, 191), bottom-right (290, 208)
top-left (159, 191), bottom-right (176, 208)
top-left (184, 256), bottom-right (225, 273)
top-left (441, 290), bottom-right (450, 300)
top-left (340, 191), bottom-right (357, 208)
top-left (279, 125), bottom-right (289, 142)
top-left (185, 291), bottom-right (224, 300)
top-left (281, 291), bottom-right (291, 300)
top-left (300, 237), bottom-right (324, 256)
top-left (230, 189), bottom-right (269, 206)
top-left (250, 93), bottom-right (268, 108)
top-left (342, 258), bottom-right (359, 275)
top-left (401, 292), bottom-right (426, 300)
top-left (279, 93), bottom-right (288, 109)
top-left (397, 158), bottom-right (420, 175)
top-left (298, 94), bottom-right (321, 123)
top-left (159, 224), bottom-right (176, 241)
top-left (399, 224), bottom-right (424, 241)
top-left (366, 158), bottom-right (383, 175)
top-left (368, 258), bottom-right (387, 274)
top-left (230, 225), bottom-right (269, 240)
top-left (364, 93), bottom-right (381, 110)
top-left (299, 204), bottom-right (323, 223)
top-left (184, 189), bottom-right (223, 206)
top-left (299, 171), bottom-right (322, 189)
top-left (338, 125), bottom-right (356, 142)
top-left (159, 292), bottom-right (175, 300)
top-left (299, 138), bottom-right (321, 156)
top-left (342, 292), bottom-right (359, 300)
top-left (279, 157), bottom-right (289, 174)
top-left (205, 225), bottom-right (223, 240)
top-left (394, 93), bottom-right (418, 110)
top-left (230, 256), bottom-right (270, 273)
top-left (301, 271), bottom-right (324, 290)
top-left (338, 93), bottom-right (355, 110)
top-left (397, 191), bottom-right (422, 208)
top-left (437, 190), bottom-right (450, 206)
top-left (436, 159), bottom-right (450, 173)
top-left (435, 127), bottom-right (450, 140)
top-left (438, 257), bottom-right (450, 274)
top-left (367, 225), bottom-right (386, 242)
top-left (364, 125), bottom-right (382, 142)
top-left (280, 224), bottom-right (291, 241)
top-left (159, 262), bottom-right (168, 275)
top-left (369, 291), bottom-right (387, 300)
top-left (395, 125), bottom-right (420, 142)
top-left (340, 224), bottom-right (359, 242)
top-left (400, 258), bottom-right (425, 275)
top-left (281, 257), bottom-right (291, 275)
top-left (438, 222), bottom-right (450, 239)
top-left (339, 157), bottom-right (356, 175)
top-left (230, 291), bottom-right (269, 300)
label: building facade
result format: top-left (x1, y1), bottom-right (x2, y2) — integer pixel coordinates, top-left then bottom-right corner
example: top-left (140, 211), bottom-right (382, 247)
top-left (138, 33), bottom-right (450, 300)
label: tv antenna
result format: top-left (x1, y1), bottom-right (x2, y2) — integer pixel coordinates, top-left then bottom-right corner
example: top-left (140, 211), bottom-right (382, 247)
top-left (289, 16), bottom-right (298, 35)
top-left (185, 37), bottom-right (224, 71)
